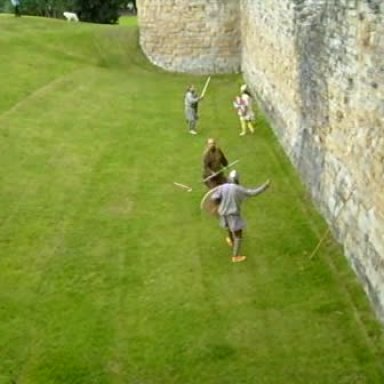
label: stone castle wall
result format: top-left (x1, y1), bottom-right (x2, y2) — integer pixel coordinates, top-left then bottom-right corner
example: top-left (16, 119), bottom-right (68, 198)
top-left (138, 0), bottom-right (384, 321)
top-left (241, 0), bottom-right (384, 321)
top-left (137, 0), bottom-right (241, 74)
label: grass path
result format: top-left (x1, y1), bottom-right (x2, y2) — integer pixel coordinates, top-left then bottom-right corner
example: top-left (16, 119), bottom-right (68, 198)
top-left (0, 15), bottom-right (383, 384)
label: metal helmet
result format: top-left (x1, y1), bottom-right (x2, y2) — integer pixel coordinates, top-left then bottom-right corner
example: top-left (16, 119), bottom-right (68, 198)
top-left (228, 169), bottom-right (240, 184)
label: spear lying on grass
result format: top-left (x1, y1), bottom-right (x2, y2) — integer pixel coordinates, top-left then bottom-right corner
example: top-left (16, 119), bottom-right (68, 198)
top-left (173, 160), bottom-right (240, 193)
top-left (173, 182), bottom-right (193, 192)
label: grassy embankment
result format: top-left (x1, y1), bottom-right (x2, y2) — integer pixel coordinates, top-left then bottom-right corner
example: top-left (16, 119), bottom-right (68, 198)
top-left (0, 14), bottom-right (383, 384)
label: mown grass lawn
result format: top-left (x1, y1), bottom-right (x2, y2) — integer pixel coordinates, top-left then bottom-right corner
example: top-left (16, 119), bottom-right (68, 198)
top-left (0, 14), bottom-right (383, 384)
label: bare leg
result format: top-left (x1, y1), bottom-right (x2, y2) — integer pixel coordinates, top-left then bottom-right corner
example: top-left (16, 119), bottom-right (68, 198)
top-left (232, 230), bottom-right (246, 262)
top-left (232, 230), bottom-right (242, 256)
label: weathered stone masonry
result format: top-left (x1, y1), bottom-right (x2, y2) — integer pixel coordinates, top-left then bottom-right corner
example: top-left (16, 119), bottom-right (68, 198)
top-left (138, 0), bottom-right (241, 74)
top-left (138, 0), bottom-right (384, 322)
top-left (241, 0), bottom-right (384, 322)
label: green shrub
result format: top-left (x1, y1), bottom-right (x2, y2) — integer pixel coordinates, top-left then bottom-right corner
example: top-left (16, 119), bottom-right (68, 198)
top-left (75, 0), bottom-right (126, 24)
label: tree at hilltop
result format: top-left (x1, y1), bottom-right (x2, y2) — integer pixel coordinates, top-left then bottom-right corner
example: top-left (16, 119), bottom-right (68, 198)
top-left (1, 0), bottom-right (126, 23)
top-left (9, 0), bottom-right (76, 17)
top-left (75, 0), bottom-right (126, 24)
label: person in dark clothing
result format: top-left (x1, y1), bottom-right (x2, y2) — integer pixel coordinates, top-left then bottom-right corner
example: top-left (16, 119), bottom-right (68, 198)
top-left (11, 0), bottom-right (21, 17)
top-left (202, 138), bottom-right (228, 189)
top-left (132, 0), bottom-right (137, 13)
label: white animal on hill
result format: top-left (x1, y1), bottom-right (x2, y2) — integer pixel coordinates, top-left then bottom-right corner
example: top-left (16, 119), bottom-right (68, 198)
top-left (63, 12), bottom-right (79, 22)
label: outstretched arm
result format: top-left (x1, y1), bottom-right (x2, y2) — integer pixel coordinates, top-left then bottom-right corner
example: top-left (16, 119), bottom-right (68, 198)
top-left (243, 180), bottom-right (271, 197)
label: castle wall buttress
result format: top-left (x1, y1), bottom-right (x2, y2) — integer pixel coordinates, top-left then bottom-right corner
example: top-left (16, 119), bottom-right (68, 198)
top-left (137, 0), bottom-right (241, 74)
top-left (138, 0), bottom-right (384, 323)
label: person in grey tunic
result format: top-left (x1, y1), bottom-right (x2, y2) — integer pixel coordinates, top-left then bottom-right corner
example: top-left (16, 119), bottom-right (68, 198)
top-left (211, 170), bottom-right (270, 263)
top-left (184, 85), bottom-right (204, 135)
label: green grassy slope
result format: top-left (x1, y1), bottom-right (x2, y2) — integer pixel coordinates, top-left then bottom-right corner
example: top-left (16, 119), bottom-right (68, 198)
top-left (0, 15), bottom-right (383, 384)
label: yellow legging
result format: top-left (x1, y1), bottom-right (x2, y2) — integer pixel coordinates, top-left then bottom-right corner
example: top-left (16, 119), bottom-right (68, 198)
top-left (240, 119), bottom-right (254, 135)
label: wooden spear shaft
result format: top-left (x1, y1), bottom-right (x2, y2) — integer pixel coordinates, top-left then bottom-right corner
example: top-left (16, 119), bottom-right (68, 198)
top-left (200, 76), bottom-right (211, 98)
top-left (203, 159), bottom-right (240, 183)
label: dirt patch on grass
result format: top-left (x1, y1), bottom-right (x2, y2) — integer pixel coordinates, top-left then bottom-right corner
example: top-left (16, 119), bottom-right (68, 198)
top-left (104, 197), bottom-right (133, 216)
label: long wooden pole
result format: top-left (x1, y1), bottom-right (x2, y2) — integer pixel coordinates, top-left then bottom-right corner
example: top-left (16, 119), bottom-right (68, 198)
top-left (309, 186), bottom-right (355, 260)
top-left (173, 182), bottom-right (192, 192)
top-left (202, 159), bottom-right (240, 183)
top-left (200, 76), bottom-right (211, 98)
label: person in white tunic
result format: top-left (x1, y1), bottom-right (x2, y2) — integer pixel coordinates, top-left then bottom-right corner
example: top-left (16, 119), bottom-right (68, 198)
top-left (233, 84), bottom-right (255, 136)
